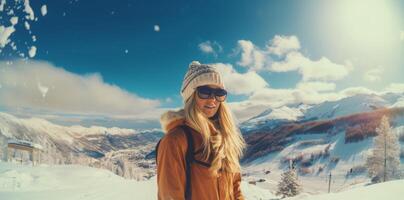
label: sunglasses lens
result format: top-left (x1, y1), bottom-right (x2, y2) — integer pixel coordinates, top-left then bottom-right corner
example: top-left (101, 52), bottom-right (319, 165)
top-left (197, 86), bottom-right (212, 98)
top-left (198, 93), bottom-right (211, 99)
top-left (197, 86), bottom-right (227, 101)
top-left (215, 89), bottom-right (227, 97)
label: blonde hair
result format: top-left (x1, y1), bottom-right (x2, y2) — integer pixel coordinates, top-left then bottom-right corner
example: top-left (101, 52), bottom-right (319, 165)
top-left (184, 92), bottom-right (246, 199)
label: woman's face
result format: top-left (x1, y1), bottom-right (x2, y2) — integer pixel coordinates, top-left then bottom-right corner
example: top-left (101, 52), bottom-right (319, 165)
top-left (195, 85), bottom-right (222, 118)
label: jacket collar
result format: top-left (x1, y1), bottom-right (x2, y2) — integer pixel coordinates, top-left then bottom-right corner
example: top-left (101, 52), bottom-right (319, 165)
top-left (160, 109), bottom-right (186, 134)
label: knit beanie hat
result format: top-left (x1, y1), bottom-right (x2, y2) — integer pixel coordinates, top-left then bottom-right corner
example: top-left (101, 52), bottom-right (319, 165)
top-left (181, 61), bottom-right (225, 102)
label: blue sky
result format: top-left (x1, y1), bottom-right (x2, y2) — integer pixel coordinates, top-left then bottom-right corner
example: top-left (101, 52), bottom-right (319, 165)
top-left (0, 0), bottom-right (404, 129)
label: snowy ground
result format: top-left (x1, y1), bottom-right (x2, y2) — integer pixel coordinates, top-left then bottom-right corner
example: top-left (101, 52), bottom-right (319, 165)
top-left (1, 162), bottom-right (404, 200)
top-left (0, 162), bottom-right (157, 200)
top-left (0, 162), bottom-right (275, 200)
top-left (285, 179), bottom-right (404, 200)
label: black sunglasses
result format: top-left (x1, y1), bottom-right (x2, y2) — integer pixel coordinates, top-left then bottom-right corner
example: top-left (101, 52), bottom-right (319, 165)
top-left (196, 86), bottom-right (227, 102)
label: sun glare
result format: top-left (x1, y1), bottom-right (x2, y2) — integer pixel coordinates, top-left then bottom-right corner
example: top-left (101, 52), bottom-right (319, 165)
top-left (325, 0), bottom-right (401, 60)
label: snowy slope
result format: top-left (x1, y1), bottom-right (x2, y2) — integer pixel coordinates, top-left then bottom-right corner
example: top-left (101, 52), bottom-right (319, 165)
top-left (303, 94), bottom-right (389, 121)
top-left (0, 162), bottom-right (276, 200)
top-left (391, 96), bottom-right (404, 108)
top-left (242, 124), bottom-right (404, 195)
top-left (285, 179), bottom-right (404, 200)
top-left (243, 132), bottom-right (371, 194)
top-left (381, 92), bottom-right (404, 106)
top-left (0, 162), bottom-right (157, 200)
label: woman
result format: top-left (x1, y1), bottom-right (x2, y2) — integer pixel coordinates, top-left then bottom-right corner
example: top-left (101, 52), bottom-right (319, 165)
top-left (157, 61), bottom-right (246, 200)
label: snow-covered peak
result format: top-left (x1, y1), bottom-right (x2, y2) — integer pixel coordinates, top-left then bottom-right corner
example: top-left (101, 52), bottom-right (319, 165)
top-left (0, 112), bottom-right (144, 142)
top-left (303, 93), bottom-right (389, 121)
top-left (381, 92), bottom-right (404, 105)
top-left (68, 125), bottom-right (137, 137)
top-left (243, 93), bottom-right (402, 129)
top-left (248, 106), bottom-right (305, 123)
top-left (240, 103), bottom-right (310, 133)
top-left (390, 96), bottom-right (404, 108)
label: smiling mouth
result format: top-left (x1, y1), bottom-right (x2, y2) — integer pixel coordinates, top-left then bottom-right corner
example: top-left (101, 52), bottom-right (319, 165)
top-left (204, 105), bottom-right (216, 109)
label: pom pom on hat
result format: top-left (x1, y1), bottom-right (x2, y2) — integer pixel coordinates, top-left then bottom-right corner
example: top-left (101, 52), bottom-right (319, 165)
top-left (180, 61), bottom-right (225, 102)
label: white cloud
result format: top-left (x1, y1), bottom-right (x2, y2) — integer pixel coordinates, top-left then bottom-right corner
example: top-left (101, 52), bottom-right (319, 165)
top-left (0, 60), bottom-right (161, 119)
top-left (213, 63), bottom-right (268, 95)
top-left (199, 42), bottom-right (214, 53)
top-left (154, 25), bottom-right (160, 32)
top-left (267, 35), bottom-right (300, 56)
top-left (228, 101), bottom-right (271, 122)
top-left (237, 40), bottom-right (268, 71)
top-left (41, 5), bottom-right (47, 16)
top-left (235, 36), bottom-right (350, 82)
top-left (0, 0), bottom-right (5, 12)
top-left (24, 21), bottom-right (30, 30)
top-left (249, 87), bottom-right (344, 107)
top-left (271, 52), bottom-right (350, 81)
top-left (198, 41), bottom-right (223, 57)
top-left (0, 25), bottom-right (16, 48)
top-left (293, 89), bottom-right (342, 105)
top-left (339, 87), bottom-right (376, 97)
top-left (385, 83), bottom-right (404, 93)
top-left (364, 66), bottom-right (383, 82)
top-left (23, 0), bottom-right (35, 21)
top-left (300, 57), bottom-right (350, 81)
top-left (271, 51), bottom-right (307, 72)
top-left (296, 81), bottom-right (336, 92)
top-left (248, 88), bottom-right (296, 107)
top-left (28, 46), bottom-right (36, 58)
top-left (10, 17), bottom-right (18, 25)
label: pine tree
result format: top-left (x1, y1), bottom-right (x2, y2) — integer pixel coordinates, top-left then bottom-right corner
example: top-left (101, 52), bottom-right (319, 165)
top-left (276, 166), bottom-right (301, 198)
top-left (366, 116), bottom-right (401, 183)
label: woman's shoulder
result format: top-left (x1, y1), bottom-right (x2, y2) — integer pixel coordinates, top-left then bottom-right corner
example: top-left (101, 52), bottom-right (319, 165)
top-left (166, 126), bottom-right (187, 139)
top-left (159, 126), bottom-right (188, 150)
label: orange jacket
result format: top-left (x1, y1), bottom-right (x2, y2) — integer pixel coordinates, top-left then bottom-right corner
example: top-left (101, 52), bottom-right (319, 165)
top-left (157, 110), bottom-right (244, 200)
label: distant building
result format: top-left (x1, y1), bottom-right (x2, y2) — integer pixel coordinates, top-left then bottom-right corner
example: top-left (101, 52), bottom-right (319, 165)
top-left (6, 139), bottom-right (43, 165)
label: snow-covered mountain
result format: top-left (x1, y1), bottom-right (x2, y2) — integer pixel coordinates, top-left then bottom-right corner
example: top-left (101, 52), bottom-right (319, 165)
top-left (240, 93), bottom-right (404, 194)
top-left (241, 104), bottom-right (309, 133)
top-left (0, 112), bottom-right (163, 180)
top-left (241, 93), bottom-right (404, 134)
top-left (303, 93), bottom-right (390, 121)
